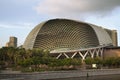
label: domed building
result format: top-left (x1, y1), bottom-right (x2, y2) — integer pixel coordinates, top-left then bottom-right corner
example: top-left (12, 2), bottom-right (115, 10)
top-left (23, 19), bottom-right (118, 59)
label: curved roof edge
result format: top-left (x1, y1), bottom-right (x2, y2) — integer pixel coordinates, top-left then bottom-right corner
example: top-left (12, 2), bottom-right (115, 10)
top-left (89, 24), bottom-right (112, 46)
top-left (23, 21), bottom-right (46, 49)
top-left (23, 18), bottom-right (114, 49)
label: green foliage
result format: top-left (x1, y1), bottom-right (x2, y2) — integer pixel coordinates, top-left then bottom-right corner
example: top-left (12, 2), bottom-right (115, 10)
top-left (18, 58), bottom-right (32, 67)
top-left (114, 57), bottom-right (120, 66)
top-left (85, 57), bottom-right (95, 65)
top-left (85, 57), bottom-right (103, 66)
top-left (71, 58), bottom-right (82, 65)
top-left (48, 58), bottom-right (81, 67)
top-left (103, 57), bottom-right (120, 67)
top-left (48, 58), bottom-right (61, 67)
top-left (94, 57), bottom-right (102, 64)
top-left (1, 47), bottom-right (120, 71)
top-left (0, 61), bottom-right (5, 69)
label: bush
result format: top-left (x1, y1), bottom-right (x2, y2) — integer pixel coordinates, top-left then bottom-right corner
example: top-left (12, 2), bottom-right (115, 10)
top-left (0, 61), bottom-right (5, 70)
top-left (85, 57), bottom-right (94, 65)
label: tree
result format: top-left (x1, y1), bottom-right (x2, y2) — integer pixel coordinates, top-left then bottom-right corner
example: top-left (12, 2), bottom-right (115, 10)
top-left (17, 48), bottom-right (26, 60)
top-left (94, 57), bottom-right (102, 65)
top-left (18, 58), bottom-right (33, 67)
top-left (114, 57), bottom-right (120, 67)
top-left (0, 47), bottom-right (8, 61)
top-left (85, 57), bottom-right (94, 65)
top-left (71, 59), bottom-right (81, 66)
top-left (103, 57), bottom-right (116, 67)
top-left (7, 47), bottom-right (17, 64)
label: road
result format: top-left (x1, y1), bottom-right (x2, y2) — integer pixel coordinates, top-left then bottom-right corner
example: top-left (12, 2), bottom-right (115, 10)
top-left (1, 69), bottom-right (120, 80)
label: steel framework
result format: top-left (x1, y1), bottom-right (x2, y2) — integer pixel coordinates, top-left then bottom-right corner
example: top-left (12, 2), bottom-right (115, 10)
top-left (50, 46), bottom-right (104, 60)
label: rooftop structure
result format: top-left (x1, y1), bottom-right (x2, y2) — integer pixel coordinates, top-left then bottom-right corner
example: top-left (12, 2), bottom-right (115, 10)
top-left (23, 19), bottom-right (117, 50)
top-left (23, 19), bottom-right (118, 59)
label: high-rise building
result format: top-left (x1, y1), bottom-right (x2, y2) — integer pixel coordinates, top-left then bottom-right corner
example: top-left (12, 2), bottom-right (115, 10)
top-left (6, 36), bottom-right (17, 48)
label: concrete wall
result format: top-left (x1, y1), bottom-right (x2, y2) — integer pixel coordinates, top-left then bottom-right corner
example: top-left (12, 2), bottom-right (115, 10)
top-left (104, 48), bottom-right (120, 58)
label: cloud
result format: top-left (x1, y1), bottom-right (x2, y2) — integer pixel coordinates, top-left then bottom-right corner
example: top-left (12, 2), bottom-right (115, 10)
top-left (0, 23), bottom-right (35, 29)
top-left (35, 0), bottom-right (120, 19)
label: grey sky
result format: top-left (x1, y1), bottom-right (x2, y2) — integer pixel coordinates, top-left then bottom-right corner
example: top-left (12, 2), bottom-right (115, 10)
top-left (35, 0), bottom-right (120, 19)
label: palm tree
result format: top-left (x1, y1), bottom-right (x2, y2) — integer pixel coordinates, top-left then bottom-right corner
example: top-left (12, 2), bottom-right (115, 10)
top-left (18, 48), bottom-right (26, 60)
